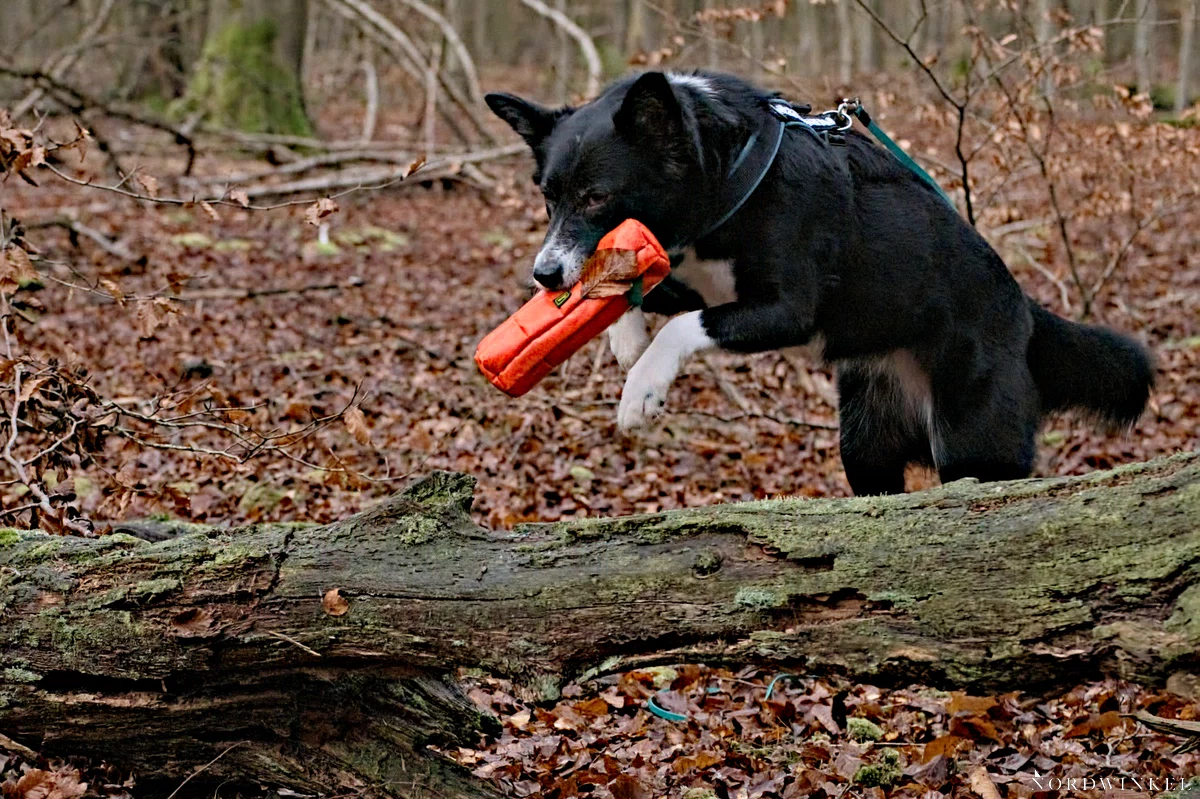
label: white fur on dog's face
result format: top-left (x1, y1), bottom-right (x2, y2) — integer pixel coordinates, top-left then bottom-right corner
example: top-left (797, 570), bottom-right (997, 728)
top-left (532, 219), bottom-right (587, 290)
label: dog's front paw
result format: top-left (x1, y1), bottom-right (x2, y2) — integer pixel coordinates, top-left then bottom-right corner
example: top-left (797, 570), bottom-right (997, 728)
top-left (608, 309), bottom-right (649, 371)
top-left (617, 362), bottom-right (670, 430)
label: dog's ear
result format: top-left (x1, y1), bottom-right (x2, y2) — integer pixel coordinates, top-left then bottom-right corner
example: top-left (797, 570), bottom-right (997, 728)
top-left (485, 93), bottom-right (565, 152)
top-left (613, 72), bottom-right (683, 144)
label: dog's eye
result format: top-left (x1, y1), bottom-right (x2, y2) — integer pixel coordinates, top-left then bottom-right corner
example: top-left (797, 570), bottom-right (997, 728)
top-left (583, 191), bottom-right (611, 211)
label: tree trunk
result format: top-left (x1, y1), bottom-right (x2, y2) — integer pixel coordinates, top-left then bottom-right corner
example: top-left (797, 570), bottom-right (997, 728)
top-left (625, 0), bottom-right (647, 57)
top-left (1179, 0), bottom-right (1197, 113)
top-left (2, 453), bottom-right (1199, 797)
top-left (555, 0), bottom-right (571, 102)
top-left (855, 0), bottom-right (877, 75)
top-left (178, 0), bottom-right (312, 134)
top-left (835, 0), bottom-right (854, 85)
top-left (1036, 0), bottom-right (1056, 97)
top-left (1135, 0), bottom-right (1156, 95)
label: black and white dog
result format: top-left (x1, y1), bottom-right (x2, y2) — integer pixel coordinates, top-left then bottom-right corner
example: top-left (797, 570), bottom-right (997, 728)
top-left (484, 70), bottom-right (1154, 495)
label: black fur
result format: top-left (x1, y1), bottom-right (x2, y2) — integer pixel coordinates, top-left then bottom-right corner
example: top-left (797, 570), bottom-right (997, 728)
top-left (485, 71), bottom-right (1155, 494)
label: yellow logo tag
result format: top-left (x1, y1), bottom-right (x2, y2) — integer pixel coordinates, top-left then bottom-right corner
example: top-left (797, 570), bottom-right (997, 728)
top-left (553, 290), bottom-right (571, 308)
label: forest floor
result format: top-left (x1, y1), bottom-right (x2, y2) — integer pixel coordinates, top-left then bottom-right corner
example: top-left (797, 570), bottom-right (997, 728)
top-left (4, 103), bottom-right (1198, 530)
top-left (2, 86), bottom-right (1198, 797)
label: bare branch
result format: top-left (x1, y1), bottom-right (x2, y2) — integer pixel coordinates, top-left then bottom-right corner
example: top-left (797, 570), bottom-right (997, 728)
top-left (328, 0), bottom-right (495, 144)
top-left (518, 0), bottom-right (603, 98)
top-left (11, 0), bottom-right (118, 120)
top-left (0, 65), bottom-right (198, 175)
top-left (393, 0), bottom-right (484, 104)
top-left (220, 143), bottom-right (524, 200)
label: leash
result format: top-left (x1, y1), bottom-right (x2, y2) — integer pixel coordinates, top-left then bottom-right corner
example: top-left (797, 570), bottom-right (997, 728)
top-left (694, 96), bottom-right (955, 243)
top-left (837, 98), bottom-right (956, 208)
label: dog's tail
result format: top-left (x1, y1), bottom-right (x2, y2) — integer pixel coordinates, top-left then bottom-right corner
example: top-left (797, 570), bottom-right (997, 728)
top-left (1026, 300), bottom-right (1155, 427)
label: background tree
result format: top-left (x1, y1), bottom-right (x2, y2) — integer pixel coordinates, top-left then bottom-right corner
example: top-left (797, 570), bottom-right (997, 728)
top-left (177, 0), bottom-right (312, 135)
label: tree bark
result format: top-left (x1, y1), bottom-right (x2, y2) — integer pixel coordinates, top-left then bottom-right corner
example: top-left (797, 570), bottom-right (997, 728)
top-left (1135, 0), bottom-right (1157, 95)
top-left (178, 0), bottom-right (312, 134)
top-left (1179, 0), bottom-right (1197, 113)
top-left (835, 0), bottom-right (854, 84)
top-left (2, 453), bottom-right (1198, 797)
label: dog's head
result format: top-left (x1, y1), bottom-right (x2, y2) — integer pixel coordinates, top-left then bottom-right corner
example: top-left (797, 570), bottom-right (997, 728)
top-left (486, 72), bottom-right (702, 290)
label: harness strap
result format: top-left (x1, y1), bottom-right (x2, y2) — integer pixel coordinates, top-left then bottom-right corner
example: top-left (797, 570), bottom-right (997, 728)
top-left (693, 98), bottom-right (956, 244)
top-left (694, 117), bottom-right (786, 240)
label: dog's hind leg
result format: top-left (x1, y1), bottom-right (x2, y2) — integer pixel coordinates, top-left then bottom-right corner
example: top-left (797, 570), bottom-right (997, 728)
top-left (930, 358), bottom-right (1039, 485)
top-left (836, 363), bottom-right (933, 496)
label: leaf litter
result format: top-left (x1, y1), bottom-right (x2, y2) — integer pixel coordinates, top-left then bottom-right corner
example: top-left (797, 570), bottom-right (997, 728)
top-left (451, 668), bottom-right (1200, 798)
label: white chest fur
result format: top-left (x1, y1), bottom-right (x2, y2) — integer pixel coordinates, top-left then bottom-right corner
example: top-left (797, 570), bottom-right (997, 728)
top-left (670, 249), bottom-right (737, 307)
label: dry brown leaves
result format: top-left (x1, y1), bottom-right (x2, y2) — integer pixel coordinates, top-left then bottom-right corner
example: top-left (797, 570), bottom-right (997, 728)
top-left (0, 84), bottom-right (1195, 532)
top-left (321, 588), bottom-right (350, 616)
top-left (0, 756), bottom-right (132, 799)
top-left (454, 667), bottom-right (1200, 799)
top-left (1, 767), bottom-right (86, 799)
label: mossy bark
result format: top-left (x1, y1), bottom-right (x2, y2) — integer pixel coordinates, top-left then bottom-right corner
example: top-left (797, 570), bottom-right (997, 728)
top-left (177, 0), bottom-right (312, 135)
top-left (1, 453), bottom-right (1198, 797)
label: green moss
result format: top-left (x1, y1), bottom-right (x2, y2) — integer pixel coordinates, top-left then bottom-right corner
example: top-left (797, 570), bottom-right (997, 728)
top-left (847, 717), bottom-right (885, 742)
top-left (1164, 777), bottom-right (1200, 799)
top-left (2, 667), bottom-right (41, 684)
top-left (528, 673), bottom-right (561, 702)
top-left (1167, 585), bottom-right (1200, 640)
top-left (170, 232), bottom-right (214, 249)
top-left (213, 239), bottom-right (254, 252)
top-left (131, 577), bottom-right (182, 601)
top-left (395, 515), bottom-right (441, 546)
top-left (22, 540), bottom-right (64, 562)
top-left (735, 587), bottom-right (787, 609)
top-left (100, 533), bottom-right (146, 549)
top-left (866, 590), bottom-right (917, 609)
top-left (854, 749), bottom-right (902, 787)
top-left (401, 471), bottom-right (476, 515)
top-left (336, 226), bottom-right (409, 252)
top-left (175, 19), bottom-right (312, 135)
top-left (693, 549), bottom-right (722, 577)
top-left (238, 483), bottom-right (286, 513)
top-left (682, 789), bottom-right (719, 799)
top-left (0, 528), bottom-right (21, 547)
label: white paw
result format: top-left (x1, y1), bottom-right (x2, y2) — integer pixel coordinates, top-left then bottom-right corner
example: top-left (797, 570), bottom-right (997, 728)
top-left (617, 359), bottom-right (671, 430)
top-left (608, 309), bottom-right (649, 371)
top-left (615, 311), bottom-right (714, 432)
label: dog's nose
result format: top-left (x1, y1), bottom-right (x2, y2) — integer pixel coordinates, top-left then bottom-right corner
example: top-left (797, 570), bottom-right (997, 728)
top-left (533, 263), bottom-right (565, 291)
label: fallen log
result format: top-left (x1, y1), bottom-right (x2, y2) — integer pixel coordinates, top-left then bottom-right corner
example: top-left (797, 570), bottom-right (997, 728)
top-left (1, 452), bottom-right (1198, 796)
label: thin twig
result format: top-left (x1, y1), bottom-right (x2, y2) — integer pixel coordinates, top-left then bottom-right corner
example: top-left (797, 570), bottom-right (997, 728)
top-left (682, 409), bottom-right (839, 430)
top-left (165, 742), bottom-right (246, 799)
top-left (268, 630), bottom-right (323, 658)
top-left (1018, 246), bottom-right (1072, 315)
top-left (11, 0), bottom-right (118, 119)
top-left (0, 65), bottom-right (198, 175)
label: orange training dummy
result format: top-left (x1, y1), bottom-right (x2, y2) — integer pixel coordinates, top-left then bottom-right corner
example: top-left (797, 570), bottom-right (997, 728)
top-left (475, 219), bottom-right (671, 397)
